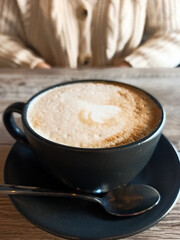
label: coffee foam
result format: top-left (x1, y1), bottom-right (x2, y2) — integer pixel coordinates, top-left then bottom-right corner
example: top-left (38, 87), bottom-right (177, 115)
top-left (79, 103), bottom-right (121, 124)
top-left (27, 82), bottom-right (162, 148)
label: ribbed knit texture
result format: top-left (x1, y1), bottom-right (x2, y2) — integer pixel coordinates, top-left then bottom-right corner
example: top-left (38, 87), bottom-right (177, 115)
top-left (0, 0), bottom-right (180, 68)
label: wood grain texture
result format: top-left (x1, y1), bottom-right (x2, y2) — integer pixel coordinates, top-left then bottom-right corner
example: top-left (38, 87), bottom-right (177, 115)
top-left (0, 68), bottom-right (180, 240)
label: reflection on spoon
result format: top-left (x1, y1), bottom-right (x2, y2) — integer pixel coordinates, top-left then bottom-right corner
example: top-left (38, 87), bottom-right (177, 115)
top-left (0, 184), bottom-right (160, 217)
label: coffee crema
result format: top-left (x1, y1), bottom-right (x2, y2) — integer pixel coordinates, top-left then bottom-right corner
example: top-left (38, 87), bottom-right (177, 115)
top-left (27, 82), bottom-right (162, 148)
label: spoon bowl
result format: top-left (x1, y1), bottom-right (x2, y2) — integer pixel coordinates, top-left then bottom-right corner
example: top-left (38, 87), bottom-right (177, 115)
top-left (102, 184), bottom-right (160, 216)
top-left (0, 184), bottom-right (160, 217)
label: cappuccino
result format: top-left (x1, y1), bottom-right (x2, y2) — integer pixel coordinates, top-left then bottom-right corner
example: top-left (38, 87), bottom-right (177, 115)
top-left (27, 82), bottom-right (162, 148)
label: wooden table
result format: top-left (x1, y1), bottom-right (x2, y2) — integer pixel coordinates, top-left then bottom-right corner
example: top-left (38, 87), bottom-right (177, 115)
top-left (0, 68), bottom-right (180, 240)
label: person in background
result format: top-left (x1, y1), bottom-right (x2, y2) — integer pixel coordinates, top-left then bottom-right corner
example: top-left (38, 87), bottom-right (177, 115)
top-left (0, 0), bottom-right (180, 69)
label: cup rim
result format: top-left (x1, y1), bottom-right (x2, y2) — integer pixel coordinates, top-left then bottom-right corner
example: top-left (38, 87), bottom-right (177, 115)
top-left (22, 79), bottom-right (166, 152)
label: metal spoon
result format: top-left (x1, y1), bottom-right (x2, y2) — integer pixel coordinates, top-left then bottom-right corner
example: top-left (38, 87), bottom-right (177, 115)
top-left (0, 184), bottom-right (160, 216)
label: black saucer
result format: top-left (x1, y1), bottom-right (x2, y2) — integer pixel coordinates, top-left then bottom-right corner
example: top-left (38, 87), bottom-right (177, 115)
top-left (4, 135), bottom-right (180, 239)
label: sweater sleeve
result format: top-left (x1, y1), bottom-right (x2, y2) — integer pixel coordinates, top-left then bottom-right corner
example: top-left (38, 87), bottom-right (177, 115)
top-left (0, 34), bottom-right (44, 68)
top-left (125, 0), bottom-right (180, 68)
top-left (0, 0), bottom-right (44, 68)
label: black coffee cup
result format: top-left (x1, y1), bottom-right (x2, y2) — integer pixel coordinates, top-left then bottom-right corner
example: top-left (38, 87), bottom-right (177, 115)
top-left (3, 80), bottom-right (166, 193)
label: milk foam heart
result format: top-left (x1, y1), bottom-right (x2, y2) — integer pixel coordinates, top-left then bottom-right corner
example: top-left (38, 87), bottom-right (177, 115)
top-left (80, 103), bottom-right (121, 124)
top-left (27, 82), bottom-right (162, 148)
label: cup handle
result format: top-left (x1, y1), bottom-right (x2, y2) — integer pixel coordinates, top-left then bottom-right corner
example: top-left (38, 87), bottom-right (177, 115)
top-left (3, 102), bottom-right (29, 145)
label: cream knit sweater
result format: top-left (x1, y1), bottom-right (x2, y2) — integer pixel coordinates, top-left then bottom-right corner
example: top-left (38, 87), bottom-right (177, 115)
top-left (0, 0), bottom-right (180, 68)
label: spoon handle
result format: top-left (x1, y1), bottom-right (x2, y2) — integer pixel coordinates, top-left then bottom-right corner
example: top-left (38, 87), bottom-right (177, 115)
top-left (0, 184), bottom-right (101, 203)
